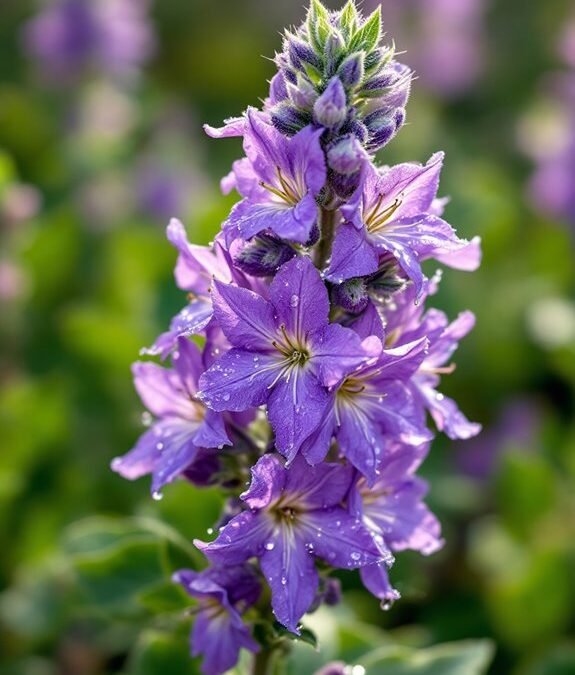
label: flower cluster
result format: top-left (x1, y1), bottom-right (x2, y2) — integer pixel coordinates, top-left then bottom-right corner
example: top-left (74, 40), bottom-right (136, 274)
top-left (112, 2), bottom-right (481, 673)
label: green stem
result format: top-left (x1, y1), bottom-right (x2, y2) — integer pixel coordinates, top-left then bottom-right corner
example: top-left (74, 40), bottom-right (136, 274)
top-left (252, 645), bottom-right (278, 675)
top-left (315, 207), bottom-right (336, 270)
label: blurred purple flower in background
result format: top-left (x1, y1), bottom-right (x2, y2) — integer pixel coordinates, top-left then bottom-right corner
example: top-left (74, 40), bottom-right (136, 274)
top-left (366, 0), bottom-right (486, 96)
top-left (456, 399), bottom-right (541, 480)
top-left (523, 18), bottom-right (575, 229)
top-left (23, 0), bottom-right (155, 83)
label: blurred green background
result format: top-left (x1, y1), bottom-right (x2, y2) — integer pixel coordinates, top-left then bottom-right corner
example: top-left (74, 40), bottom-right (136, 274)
top-left (0, 1), bottom-right (574, 673)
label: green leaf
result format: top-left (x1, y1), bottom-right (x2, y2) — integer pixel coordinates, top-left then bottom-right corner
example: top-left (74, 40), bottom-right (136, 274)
top-left (348, 7), bottom-right (381, 54)
top-left (339, 1), bottom-right (358, 38)
top-left (358, 640), bottom-right (494, 675)
top-left (307, 0), bottom-right (331, 52)
top-left (271, 621), bottom-right (318, 649)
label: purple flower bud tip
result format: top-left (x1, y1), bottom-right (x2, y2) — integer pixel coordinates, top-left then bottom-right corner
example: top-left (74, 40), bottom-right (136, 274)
top-left (313, 77), bottom-right (348, 129)
top-left (327, 135), bottom-right (367, 175)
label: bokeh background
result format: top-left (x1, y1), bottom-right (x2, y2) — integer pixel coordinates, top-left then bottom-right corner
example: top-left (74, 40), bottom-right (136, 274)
top-left (0, 1), bottom-right (574, 673)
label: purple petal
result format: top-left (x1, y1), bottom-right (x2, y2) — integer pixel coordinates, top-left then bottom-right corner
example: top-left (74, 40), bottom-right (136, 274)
top-left (212, 280), bottom-right (276, 350)
top-left (417, 383), bottom-right (481, 440)
top-left (433, 235), bottom-right (482, 271)
top-left (192, 409), bottom-right (231, 450)
top-left (204, 116), bottom-right (246, 138)
top-left (325, 222), bottom-right (379, 283)
top-left (267, 368), bottom-right (330, 462)
top-left (299, 507), bottom-right (386, 569)
top-left (360, 563), bottom-right (401, 603)
top-left (172, 337), bottom-right (204, 397)
top-left (132, 361), bottom-right (196, 420)
top-left (198, 350), bottom-right (281, 412)
top-left (146, 300), bottom-right (214, 359)
top-left (270, 257), bottom-right (329, 339)
top-left (309, 324), bottom-right (382, 387)
top-left (287, 124), bottom-right (327, 195)
top-left (347, 302), bottom-right (385, 342)
top-left (195, 510), bottom-right (272, 565)
top-left (260, 529), bottom-right (319, 632)
top-left (241, 454), bottom-right (286, 509)
top-left (112, 418), bottom-right (200, 494)
top-left (284, 456), bottom-right (354, 508)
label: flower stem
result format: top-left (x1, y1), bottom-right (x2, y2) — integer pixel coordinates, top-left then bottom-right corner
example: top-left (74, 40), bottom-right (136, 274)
top-left (315, 207), bottom-right (336, 270)
top-left (252, 645), bottom-right (278, 675)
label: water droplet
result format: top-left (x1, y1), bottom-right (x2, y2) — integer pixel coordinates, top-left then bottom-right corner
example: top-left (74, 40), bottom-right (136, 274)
top-left (141, 411), bottom-right (153, 427)
top-left (281, 576), bottom-right (287, 585)
top-left (222, 393), bottom-right (230, 401)
top-left (207, 527), bottom-right (214, 535)
top-left (436, 392), bottom-right (444, 401)
top-left (290, 294), bottom-right (300, 308)
top-left (152, 490), bottom-right (163, 501)
top-left (156, 442), bottom-right (164, 450)
top-left (264, 541), bottom-right (275, 551)
top-left (350, 551), bottom-right (361, 562)
top-left (380, 598), bottom-right (394, 611)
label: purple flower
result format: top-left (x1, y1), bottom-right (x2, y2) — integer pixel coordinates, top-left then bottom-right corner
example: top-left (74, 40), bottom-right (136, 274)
top-left (23, 0), bottom-right (155, 83)
top-left (145, 219), bottom-right (263, 358)
top-left (111, 337), bottom-right (230, 497)
top-left (326, 153), bottom-right (481, 296)
top-left (174, 565), bottom-right (260, 675)
top-left (195, 454), bottom-right (389, 632)
top-left (383, 280), bottom-right (482, 440)
top-left (221, 109), bottom-right (326, 244)
top-left (198, 257), bottom-right (381, 462)
top-left (350, 441), bottom-right (443, 604)
top-left (300, 339), bottom-right (433, 484)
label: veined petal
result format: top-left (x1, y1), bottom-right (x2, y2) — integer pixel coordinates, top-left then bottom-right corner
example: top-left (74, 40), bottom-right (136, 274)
top-left (325, 222), bottom-right (379, 283)
top-left (267, 367), bottom-right (330, 462)
top-left (270, 257), bottom-right (329, 339)
top-left (241, 454), bottom-right (286, 510)
top-left (195, 510), bottom-right (273, 565)
top-left (111, 417), bottom-right (200, 495)
top-left (212, 280), bottom-right (277, 350)
top-left (433, 235), bottom-right (482, 271)
top-left (204, 116), bottom-right (246, 138)
top-left (336, 403), bottom-right (389, 484)
top-left (172, 337), bottom-right (204, 398)
top-left (287, 124), bottom-right (326, 195)
top-left (147, 300), bottom-right (214, 359)
top-left (360, 563), bottom-right (401, 603)
top-left (192, 409), bottom-right (231, 450)
top-left (299, 507), bottom-right (387, 569)
top-left (284, 456), bottom-right (354, 509)
top-left (260, 527), bottom-right (318, 633)
top-left (132, 361), bottom-right (195, 420)
top-left (309, 324), bottom-right (382, 388)
top-left (417, 382), bottom-right (481, 440)
top-left (198, 350), bottom-right (281, 412)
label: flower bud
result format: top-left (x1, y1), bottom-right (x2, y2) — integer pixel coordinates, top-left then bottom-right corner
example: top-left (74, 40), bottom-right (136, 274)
top-left (368, 261), bottom-right (407, 299)
top-left (288, 34), bottom-right (323, 71)
top-left (327, 134), bottom-right (367, 175)
top-left (324, 30), bottom-right (346, 77)
top-left (329, 169), bottom-right (362, 200)
top-left (234, 234), bottom-right (296, 277)
top-left (271, 103), bottom-right (311, 136)
top-left (331, 277), bottom-right (369, 313)
top-left (269, 71), bottom-right (288, 105)
top-left (337, 51), bottom-right (364, 89)
top-left (287, 74), bottom-right (317, 110)
top-left (313, 77), bottom-right (347, 129)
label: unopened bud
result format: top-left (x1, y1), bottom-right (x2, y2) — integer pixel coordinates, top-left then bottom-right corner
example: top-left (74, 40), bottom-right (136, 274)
top-left (271, 103), bottom-right (311, 136)
top-left (234, 235), bottom-right (296, 277)
top-left (313, 77), bottom-right (347, 129)
top-left (327, 134), bottom-right (367, 175)
top-left (337, 52), bottom-right (364, 89)
top-left (287, 74), bottom-right (317, 110)
top-left (331, 277), bottom-right (369, 313)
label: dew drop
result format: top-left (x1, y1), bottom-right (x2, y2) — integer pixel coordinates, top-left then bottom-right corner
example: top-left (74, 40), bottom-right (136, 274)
top-left (350, 551), bottom-right (361, 562)
top-left (152, 490), bottom-right (163, 501)
top-left (222, 393), bottom-right (231, 401)
top-left (380, 598), bottom-right (394, 611)
top-left (264, 541), bottom-right (275, 551)
top-left (141, 411), bottom-right (153, 427)
top-left (207, 527), bottom-right (214, 535)
top-left (290, 294), bottom-right (300, 308)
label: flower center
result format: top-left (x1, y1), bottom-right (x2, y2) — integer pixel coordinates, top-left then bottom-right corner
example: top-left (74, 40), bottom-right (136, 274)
top-left (364, 193), bottom-right (402, 233)
top-left (259, 166), bottom-right (303, 207)
top-left (272, 324), bottom-right (309, 365)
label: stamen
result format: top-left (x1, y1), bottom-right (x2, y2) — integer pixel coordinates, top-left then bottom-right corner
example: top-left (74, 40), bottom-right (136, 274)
top-left (367, 198), bottom-right (403, 233)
